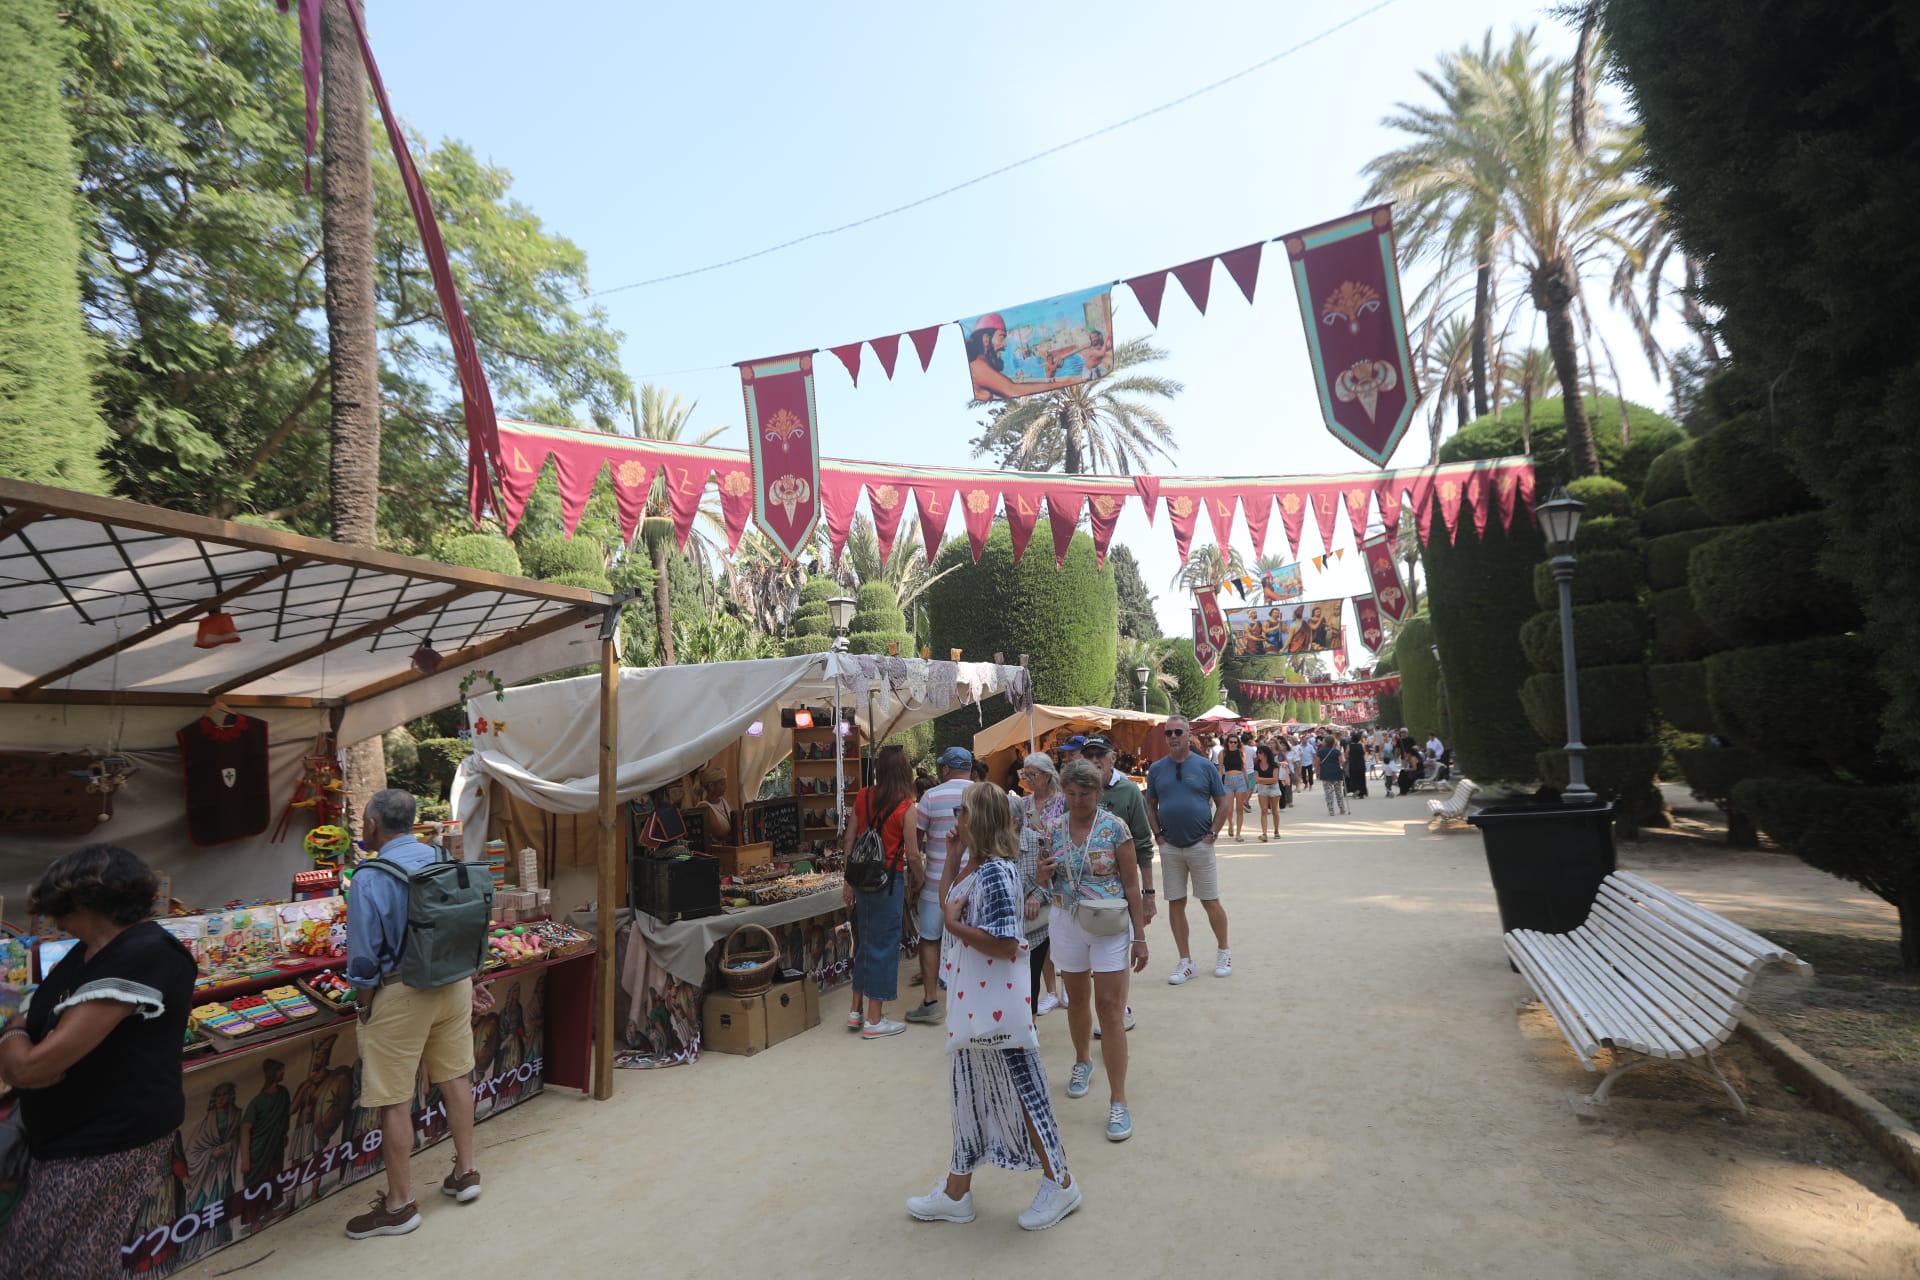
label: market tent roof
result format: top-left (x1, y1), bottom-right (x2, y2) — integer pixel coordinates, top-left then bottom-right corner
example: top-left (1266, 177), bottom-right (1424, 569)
top-left (972, 704), bottom-right (1169, 778)
top-left (1190, 703), bottom-right (1248, 727)
top-left (0, 478), bottom-right (612, 742)
top-left (451, 653), bottom-right (1031, 856)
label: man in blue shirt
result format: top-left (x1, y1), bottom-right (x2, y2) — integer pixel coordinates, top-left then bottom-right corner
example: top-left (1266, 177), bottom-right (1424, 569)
top-left (1144, 715), bottom-right (1233, 984)
top-left (343, 790), bottom-right (491, 1241)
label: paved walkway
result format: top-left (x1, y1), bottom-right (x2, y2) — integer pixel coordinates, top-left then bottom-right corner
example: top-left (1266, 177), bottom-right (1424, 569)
top-left (186, 788), bottom-right (1920, 1280)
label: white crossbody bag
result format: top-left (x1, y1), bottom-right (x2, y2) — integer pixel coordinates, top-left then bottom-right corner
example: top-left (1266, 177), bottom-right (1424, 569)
top-left (1062, 821), bottom-right (1133, 937)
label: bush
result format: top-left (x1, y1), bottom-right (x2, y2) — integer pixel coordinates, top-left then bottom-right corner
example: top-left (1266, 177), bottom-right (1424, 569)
top-left (855, 582), bottom-right (897, 614)
top-left (1689, 512), bottom-right (1861, 646)
top-left (1535, 742), bottom-right (1664, 812)
top-left (782, 634), bottom-right (834, 656)
top-left (544, 569), bottom-right (614, 593)
top-left (1567, 475), bottom-right (1633, 518)
top-left (1441, 395), bottom-right (1684, 493)
top-left (1646, 587), bottom-right (1722, 662)
top-left (848, 629), bottom-right (914, 656)
top-left (1706, 635), bottom-right (1882, 775)
top-left (413, 737), bottom-right (473, 800)
top-left (1649, 661), bottom-right (1715, 733)
top-left (1672, 745), bottom-right (1766, 804)
top-left (1519, 601), bottom-right (1648, 672)
top-left (1644, 528), bottom-right (1723, 590)
top-left (1641, 441), bottom-right (1695, 505)
top-left (1573, 516), bottom-right (1641, 554)
top-left (1531, 550), bottom-right (1643, 610)
top-left (1162, 638), bottom-right (1221, 719)
top-left (439, 533), bottom-right (523, 577)
top-left (1638, 497), bottom-right (1716, 537)
top-left (799, 577), bottom-right (838, 606)
top-left (1684, 412), bottom-right (1814, 524)
top-left (1520, 665), bottom-right (1652, 743)
top-left (519, 533), bottom-right (605, 581)
top-left (1392, 615), bottom-right (1447, 746)
top-left (924, 522), bottom-right (1117, 750)
top-left (1734, 780), bottom-right (1916, 915)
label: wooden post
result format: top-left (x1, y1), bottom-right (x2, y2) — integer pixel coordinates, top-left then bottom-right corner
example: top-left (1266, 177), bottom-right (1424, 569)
top-left (1022, 654), bottom-right (1036, 754)
top-left (592, 617), bottom-right (619, 1100)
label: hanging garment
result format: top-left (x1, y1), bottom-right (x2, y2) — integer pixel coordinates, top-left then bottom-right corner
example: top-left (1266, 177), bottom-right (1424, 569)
top-left (178, 715), bottom-right (271, 846)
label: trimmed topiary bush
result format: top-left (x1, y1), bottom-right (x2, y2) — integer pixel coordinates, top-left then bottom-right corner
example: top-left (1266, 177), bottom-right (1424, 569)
top-left (439, 533), bottom-right (523, 577)
top-left (1645, 528), bottom-right (1724, 591)
top-left (1162, 638), bottom-right (1221, 720)
top-left (1646, 587), bottom-right (1721, 662)
top-left (1684, 412), bottom-right (1813, 525)
top-left (1706, 636), bottom-right (1882, 776)
top-left (1536, 743), bottom-right (1664, 799)
top-left (544, 569), bottom-right (614, 593)
top-left (854, 582), bottom-right (897, 614)
top-left (1531, 550), bottom-right (1643, 611)
top-left (1648, 661), bottom-right (1715, 734)
top-left (1641, 441), bottom-right (1695, 506)
top-left (849, 630), bottom-right (914, 656)
top-left (1689, 512), bottom-right (1861, 646)
top-left (1639, 497), bottom-right (1716, 537)
top-left (1572, 516), bottom-right (1642, 554)
top-left (1519, 601), bottom-right (1648, 672)
top-left (792, 614), bottom-right (830, 638)
top-left (1566, 475), bottom-right (1633, 518)
top-left (1733, 779), bottom-right (1918, 960)
top-left (782, 634), bottom-right (834, 656)
top-left (519, 533), bottom-right (606, 581)
top-left (1520, 665), bottom-right (1652, 744)
top-left (1392, 615), bottom-right (1447, 746)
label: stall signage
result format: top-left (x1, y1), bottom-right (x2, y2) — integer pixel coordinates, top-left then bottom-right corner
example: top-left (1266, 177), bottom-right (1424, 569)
top-left (0, 751), bottom-right (110, 835)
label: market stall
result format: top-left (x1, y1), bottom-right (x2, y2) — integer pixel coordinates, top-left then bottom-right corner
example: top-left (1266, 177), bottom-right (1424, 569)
top-left (0, 478), bottom-right (619, 1275)
top-left (971, 704), bottom-right (1170, 784)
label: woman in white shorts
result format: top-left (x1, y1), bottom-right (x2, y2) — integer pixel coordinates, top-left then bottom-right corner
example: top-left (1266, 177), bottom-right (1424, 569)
top-left (1039, 759), bottom-right (1148, 1143)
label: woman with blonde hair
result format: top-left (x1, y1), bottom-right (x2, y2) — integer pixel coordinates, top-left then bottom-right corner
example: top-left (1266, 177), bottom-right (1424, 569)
top-left (908, 782), bottom-right (1081, 1231)
top-left (1014, 752), bottom-right (1065, 1014)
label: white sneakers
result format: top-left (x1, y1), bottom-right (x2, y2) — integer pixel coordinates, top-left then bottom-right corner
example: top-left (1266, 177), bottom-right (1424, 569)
top-left (862, 1018), bottom-right (907, 1039)
top-left (908, 1178), bottom-right (1083, 1231)
top-left (906, 1184), bottom-right (976, 1224)
top-left (1168, 957), bottom-right (1197, 985)
top-left (1036, 991), bottom-right (1061, 1016)
top-left (1171, 952), bottom-right (1232, 981)
top-left (1215, 949), bottom-right (1232, 979)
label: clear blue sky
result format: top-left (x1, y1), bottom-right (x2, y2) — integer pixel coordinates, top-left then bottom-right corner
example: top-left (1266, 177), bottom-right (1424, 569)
top-left (369, 0), bottom-right (1672, 660)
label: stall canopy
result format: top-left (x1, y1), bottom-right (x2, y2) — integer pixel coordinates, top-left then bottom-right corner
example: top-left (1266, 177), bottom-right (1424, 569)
top-left (1190, 703), bottom-right (1248, 730)
top-left (452, 653), bottom-right (1032, 857)
top-left (972, 704), bottom-right (1169, 782)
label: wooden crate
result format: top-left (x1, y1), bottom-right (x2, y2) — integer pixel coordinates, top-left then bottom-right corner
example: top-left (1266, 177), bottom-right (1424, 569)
top-left (711, 841), bottom-right (773, 877)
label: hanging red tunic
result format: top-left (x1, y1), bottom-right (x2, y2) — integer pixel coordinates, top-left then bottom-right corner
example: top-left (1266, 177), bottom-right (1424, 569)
top-left (177, 715), bottom-right (271, 846)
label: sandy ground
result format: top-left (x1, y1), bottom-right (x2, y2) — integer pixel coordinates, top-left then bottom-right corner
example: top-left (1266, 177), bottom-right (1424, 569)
top-left (183, 787), bottom-right (1920, 1280)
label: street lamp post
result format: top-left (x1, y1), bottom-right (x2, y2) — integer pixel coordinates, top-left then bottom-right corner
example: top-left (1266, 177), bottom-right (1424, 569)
top-left (1136, 663), bottom-right (1150, 713)
top-left (1536, 488), bottom-right (1593, 802)
top-left (826, 596), bottom-right (856, 652)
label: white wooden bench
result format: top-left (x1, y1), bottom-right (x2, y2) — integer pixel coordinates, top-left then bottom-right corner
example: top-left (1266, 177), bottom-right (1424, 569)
top-left (1408, 762), bottom-right (1447, 792)
top-left (1426, 778), bottom-right (1478, 825)
top-left (1505, 870), bottom-right (1810, 1114)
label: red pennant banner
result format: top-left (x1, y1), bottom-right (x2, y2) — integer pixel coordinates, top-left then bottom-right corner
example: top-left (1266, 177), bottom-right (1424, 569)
top-left (1282, 205), bottom-right (1421, 467)
top-left (1171, 256), bottom-right (1215, 316)
top-left (1309, 485), bottom-right (1342, 552)
top-left (869, 333), bottom-right (902, 380)
top-left (1000, 479), bottom-right (1049, 564)
top-left (1196, 589), bottom-right (1230, 665)
top-left (1044, 486), bottom-right (1087, 568)
top-left (1238, 675), bottom-right (1402, 703)
top-left (1127, 271), bottom-right (1170, 328)
top-left (714, 458), bottom-right (755, 551)
top-left (606, 453), bottom-right (653, 544)
top-left (1468, 468), bottom-right (1491, 537)
top-left (912, 484), bottom-right (954, 565)
top-left (1163, 490), bottom-right (1202, 563)
top-left (1219, 242), bottom-right (1263, 304)
top-left (665, 457), bottom-right (710, 549)
top-left (958, 480), bottom-right (999, 561)
top-left (865, 476), bottom-right (910, 561)
top-left (829, 341), bottom-right (863, 386)
top-left (1084, 491), bottom-right (1123, 566)
top-left (907, 324), bottom-right (943, 372)
top-left (739, 351), bottom-right (821, 559)
top-left (1203, 488), bottom-right (1240, 551)
top-left (820, 470), bottom-right (865, 562)
top-left (1353, 595), bottom-right (1383, 653)
top-left (1333, 646), bottom-right (1349, 675)
top-left (1436, 474), bottom-right (1466, 543)
top-left (1276, 490), bottom-right (1307, 560)
top-left (1132, 475), bottom-right (1162, 526)
top-left (1242, 489), bottom-right (1275, 560)
top-left (1342, 484), bottom-right (1376, 546)
top-left (1192, 607), bottom-right (1220, 675)
top-left (1359, 534), bottom-right (1409, 622)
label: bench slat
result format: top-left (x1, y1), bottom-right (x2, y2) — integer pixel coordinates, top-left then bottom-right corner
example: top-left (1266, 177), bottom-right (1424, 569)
top-left (1592, 887), bottom-right (1752, 994)
top-left (1509, 930), bottom-right (1633, 1053)
top-left (1506, 934), bottom-right (1601, 1068)
top-left (1614, 871), bottom-right (1812, 972)
top-left (1555, 932), bottom-right (1705, 1058)
top-left (1588, 895), bottom-right (1749, 1006)
top-left (1579, 923), bottom-right (1737, 1053)
top-left (1528, 931), bottom-right (1674, 1056)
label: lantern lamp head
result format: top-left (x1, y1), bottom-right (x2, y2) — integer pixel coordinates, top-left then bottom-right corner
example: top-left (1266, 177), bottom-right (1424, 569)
top-left (1536, 487), bottom-right (1586, 555)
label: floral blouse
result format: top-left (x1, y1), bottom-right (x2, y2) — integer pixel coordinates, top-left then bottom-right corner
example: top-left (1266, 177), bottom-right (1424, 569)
top-left (1045, 809), bottom-right (1132, 905)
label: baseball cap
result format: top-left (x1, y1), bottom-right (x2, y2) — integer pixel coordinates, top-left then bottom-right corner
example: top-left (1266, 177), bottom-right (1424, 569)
top-left (1080, 735), bottom-right (1114, 755)
top-left (1062, 734), bottom-right (1087, 750)
top-left (938, 746), bottom-right (974, 769)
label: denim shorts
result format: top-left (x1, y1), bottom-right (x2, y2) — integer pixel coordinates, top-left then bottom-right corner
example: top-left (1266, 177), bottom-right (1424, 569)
top-left (916, 891), bottom-right (945, 944)
top-left (1223, 771), bottom-right (1250, 794)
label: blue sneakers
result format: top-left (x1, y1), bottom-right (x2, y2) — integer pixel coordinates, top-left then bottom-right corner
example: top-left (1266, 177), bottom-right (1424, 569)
top-left (1066, 1061), bottom-right (1095, 1099)
top-left (1106, 1103), bottom-right (1133, 1142)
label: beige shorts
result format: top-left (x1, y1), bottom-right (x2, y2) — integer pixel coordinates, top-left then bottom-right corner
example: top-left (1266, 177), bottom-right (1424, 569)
top-left (357, 976), bottom-right (475, 1107)
top-left (1161, 841), bottom-right (1221, 902)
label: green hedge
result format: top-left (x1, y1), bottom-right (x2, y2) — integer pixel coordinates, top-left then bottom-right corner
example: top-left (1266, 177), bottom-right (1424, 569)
top-left (1162, 638), bottom-right (1221, 719)
top-left (439, 534), bottom-right (523, 577)
top-left (1706, 635), bottom-right (1882, 775)
top-left (1519, 601), bottom-right (1648, 672)
top-left (1519, 665), bottom-right (1652, 743)
top-left (924, 522), bottom-right (1117, 750)
top-left (1567, 475), bottom-right (1633, 518)
top-left (519, 533), bottom-right (606, 581)
top-left (1645, 528), bottom-right (1724, 591)
top-left (1392, 615), bottom-right (1448, 745)
top-left (1573, 516), bottom-right (1641, 554)
top-left (1531, 550), bottom-right (1643, 611)
top-left (1690, 511), bottom-right (1860, 646)
top-left (1440, 395), bottom-right (1684, 492)
top-left (1639, 497), bottom-right (1716, 537)
top-left (1648, 661), bottom-right (1715, 733)
top-left (1641, 442), bottom-right (1695, 505)
top-left (855, 582), bottom-right (897, 613)
top-left (848, 629), bottom-right (914, 656)
top-left (792, 613), bottom-right (830, 637)
top-left (1535, 742), bottom-right (1663, 806)
top-left (1684, 412), bottom-right (1814, 525)
top-left (782, 634), bottom-right (834, 656)
top-left (1647, 587), bottom-right (1721, 662)
top-left (1671, 745), bottom-right (1765, 804)
top-left (1733, 779), bottom-right (1914, 910)
top-left (799, 577), bottom-right (839, 606)
top-left (543, 569), bottom-right (614, 592)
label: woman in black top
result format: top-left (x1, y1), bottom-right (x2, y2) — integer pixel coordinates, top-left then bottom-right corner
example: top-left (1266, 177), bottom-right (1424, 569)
top-left (1252, 745), bottom-right (1284, 841)
top-left (0, 845), bottom-right (197, 1280)
top-left (1219, 735), bottom-right (1249, 841)
top-left (1345, 733), bottom-right (1369, 800)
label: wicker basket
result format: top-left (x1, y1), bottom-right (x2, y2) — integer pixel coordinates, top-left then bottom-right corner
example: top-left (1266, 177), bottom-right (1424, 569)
top-left (719, 923), bottom-right (779, 996)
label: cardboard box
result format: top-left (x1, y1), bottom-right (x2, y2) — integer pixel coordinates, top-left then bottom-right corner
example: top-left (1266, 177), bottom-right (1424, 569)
top-left (702, 990), bottom-right (768, 1056)
top-left (765, 980), bottom-right (809, 1047)
top-left (711, 842), bottom-right (773, 877)
top-left (800, 975), bottom-right (820, 1029)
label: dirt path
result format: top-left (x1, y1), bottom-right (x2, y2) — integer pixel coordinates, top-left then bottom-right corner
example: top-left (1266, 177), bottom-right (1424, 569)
top-left (185, 789), bottom-right (1920, 1280)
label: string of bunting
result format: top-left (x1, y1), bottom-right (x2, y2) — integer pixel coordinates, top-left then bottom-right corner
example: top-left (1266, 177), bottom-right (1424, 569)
top-left (1238, 675), bottom-right (1401, 704)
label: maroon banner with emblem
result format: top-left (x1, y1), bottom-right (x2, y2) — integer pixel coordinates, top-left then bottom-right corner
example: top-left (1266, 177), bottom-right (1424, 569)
top-left (1192, 606), bottom-right (1221, 675)
top-left (1360, 534), bottom-right (1410, 622)
top-left (739, 352), bottom-right (822, 559)
top-left (1353, 595), bottom-right (1384, 654)
top-left (1283, 205), bottom-right (1421, 467)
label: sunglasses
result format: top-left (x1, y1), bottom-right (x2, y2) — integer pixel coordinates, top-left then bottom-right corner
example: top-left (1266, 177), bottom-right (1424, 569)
top-left (1165, 729), bottom-right (1187, 737)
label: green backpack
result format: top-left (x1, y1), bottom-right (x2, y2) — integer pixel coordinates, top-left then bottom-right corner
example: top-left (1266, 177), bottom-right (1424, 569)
top-left (356, 849), bottom-right (494, 989)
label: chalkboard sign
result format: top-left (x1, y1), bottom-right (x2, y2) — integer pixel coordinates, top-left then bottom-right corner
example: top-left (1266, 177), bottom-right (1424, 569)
top-left (678, 807), bottom-right (709, 852)
top-left (0, 752), bottom-right (111, 835)
top-left (744, 796), bottom-right (801, 858)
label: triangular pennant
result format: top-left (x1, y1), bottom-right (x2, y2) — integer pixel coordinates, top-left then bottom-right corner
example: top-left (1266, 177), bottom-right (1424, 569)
top-left (665, 457), bottom-right (711, 549)
top-left (1493, 467), bottom-right (1520, 532)
top-left (869, 333), bottom-right (902, 380)
top-left (1203, 488), bottom-right (1239, 552)
top-left (958, 480), bottom-right (998, 562)
top-left (1170, 256), bottom-right (1215, 315)
top-left (1001, 481), bottom-right (1045, 565)
top-left (907, 325), bottom-right (942, 372)
top-left (1218, 241), bottom-right (1263, 304)
top-left (551, 451), bottom-right (604, 537)
top-left (1163, 490), bottom-right (1201, 564)
top-left (912, 484), bottom-right (955, 565)
top-left (1517, 466), bottom-right (1538, 527)
top-left (1126, 271), bottom-right (1170, 328)
top-left (866, 477), bottom-right (910, 561)
top-left (829, 342), bottom-right (863, 386)
top-left (1342, 486), bottom-right (1374, 546)
top-left (1436, 473), bottom-right (1465, 544)
top-left (1310, 486), bottom-right (1341, 552)
top-left (1085, 490), bottom-right (1124, 567)
top-left (1416, 481), bottom-right (1437, 546)
top-left (1044, 488), bottom-right (1086, 568)
top-left (1377, 485), bottom-right (1402, 542)
top-left (1132, 475), bottom-right (1162, 526)
top-left (1467, 469), bottom-right (1491, 537)
top-left (1277, 490), bottom-right (1307, 560)
top-left (819, 471), bottom-right (865, 563)
top-left (607, 453), bottom-right (654, 544)
top-left (714, 462), bottom-right (755, 552)
top-left (1242, 490), bottom-right (1275, 560)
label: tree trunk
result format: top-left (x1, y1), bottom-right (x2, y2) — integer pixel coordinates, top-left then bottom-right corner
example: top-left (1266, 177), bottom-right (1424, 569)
top-left (320, 0), bottom-right (387, 810)
top-left (650, 534), bottom-right (675, 665)
top-left (1454, 386), bottom-right (1470, 428)
top-left (1062, 399), bottom-right (1086, 475)
top-left (1521, 389), bottom-right (1534, 455)
top-left (1531, 261), bottom-right (1602, 477)
top-left (1470, 228), bottom-right (1492, 417)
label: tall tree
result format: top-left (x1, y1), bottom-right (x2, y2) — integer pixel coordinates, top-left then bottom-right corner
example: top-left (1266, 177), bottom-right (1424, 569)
top-left (842, 514), bottom-right (957, 621)
top-left (630, 384), bottom-right (726, 664)
top-left (969, 338), bottom-right (1181, 474)
top-left (1170, 543), bottom-right (1246, 592)
top-left (0, 2), bottom-right (106, 490)
top-left (1107, 544), bottom-right (1161, 641)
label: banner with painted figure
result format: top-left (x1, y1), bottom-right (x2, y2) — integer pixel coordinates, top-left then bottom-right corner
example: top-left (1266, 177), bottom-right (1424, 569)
top-left (1283, 205), bottom-right (1421, 466)
top-left (1262, 563), bottom-right (1304, 602)
top-left (1225, 598), bottom-right (1345, 656)
top-left (962, 286), bottom-right (1115, 403)
top-left (739, 351), bottom-right (822, 559)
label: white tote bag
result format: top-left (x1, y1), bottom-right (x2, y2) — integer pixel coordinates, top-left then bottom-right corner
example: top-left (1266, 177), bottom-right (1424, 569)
top-left (944, 867), bottom-right (1040, 1052)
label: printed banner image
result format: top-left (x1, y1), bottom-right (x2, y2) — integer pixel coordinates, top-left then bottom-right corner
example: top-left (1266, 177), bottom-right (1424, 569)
top-left (1262, 563), bottom-right (1304, 602)
top-left (963, 285), bottom-right (1115, 402)
top-left (1226, 598), bottom-right (1345, 656)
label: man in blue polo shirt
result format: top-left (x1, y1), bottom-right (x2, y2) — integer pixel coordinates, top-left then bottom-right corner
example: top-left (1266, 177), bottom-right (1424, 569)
top-left (1145, 714), bottom-right (1232, 984)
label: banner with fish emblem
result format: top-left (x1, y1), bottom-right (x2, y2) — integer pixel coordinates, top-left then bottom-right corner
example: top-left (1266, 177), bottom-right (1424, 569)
top-left (1359, 534), bottom-right (1410, 622)
top-left (1283, 205), bottom-right (1421, 466)
top-left (961, 286), bottom-right (1115, 403)
top-left (1192, 603), bottom-right (1222, 675)
top-left (1353, 595), bottom-right (1384, 653)
top-left (739, 352), bottom-right (822, 559)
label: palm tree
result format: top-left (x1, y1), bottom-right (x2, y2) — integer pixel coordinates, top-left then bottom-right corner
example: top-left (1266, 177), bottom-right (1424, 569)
top-left (969, 338), bottom-right (1182, 475)
top-left (842, 514), bottom-right (959, 618)
top-left (629, 384), bottom-right (727, 664)
top-left (726, 531), bottom-right (807, 637)
top-left (1116, 636), bottom-right (1178, 711)
top-left (1500, 346), bottom-right (1560, 454)
top-left (1170, 543), bottom-right (1246, 592)
top-left (1416, 314), bottom-right (1476, 461)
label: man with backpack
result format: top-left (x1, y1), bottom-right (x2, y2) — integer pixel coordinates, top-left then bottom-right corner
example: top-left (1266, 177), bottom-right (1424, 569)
top-left (341, 790), bottom-right (495, 1240)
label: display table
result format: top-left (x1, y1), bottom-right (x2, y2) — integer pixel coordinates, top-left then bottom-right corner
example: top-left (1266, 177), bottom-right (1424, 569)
top-left (116, 949), bottom-right (595, 1276)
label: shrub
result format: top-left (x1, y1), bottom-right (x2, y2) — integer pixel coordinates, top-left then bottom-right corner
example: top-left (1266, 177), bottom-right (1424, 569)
top-left (1519, 665), bottom-right (1652, 743)
top-left (1573, 516), bottom-right (1641, 554)
top-left (792, 613), bottom-right (830, 638)
top-left (1689, 512), bottom-right (1861, 646)
top-left (413, 738), bottom-right (473, 800)
top-left (519, 533), bottom-right (606, 581)
top-left (782, 634), bottom-right (834, 656)
top-left (439, 533), bottom-right (523, 577)
top-left (1646, 587), bottom-right (1722, 662)
top-left (1671, 745), bottom-right (1765, 804)
top-left (1684, 412), bottom-right (1813, 524)
top-left (1644, 528), bottom-right (1723, 591)
top-left (1567, 475), bottom-right (1633, 518)
top-left (1535, 743), bottom-right (1664, 805)
top-left (1648, 661), bottom-right (1714, 733)
top-left (1706, 636), bottom-right (1882, 776)
top-left (1641, 441), bottom-right (1695, 505)
top-left (854, 582), bottom-right (897, 614)
top-left (1519, 601), bottom-right (1648, 672)
top-left (799, 577), bottom-right (839, 606)
top-left (848, 629), bottom-right (914, 656)
top-left (1733, 780), bottom-right (1916, 923)
top-left (1440, 395), bottom-right (1684, 493)
top-left (1392, 615), bottom-right (1447, 746)
top-left (1162, 638), bottom-right (1221, 720)
top-left (1638, 497), bottom-right (1716, 537)
top-left (544, 569), bottom-right (614, 593)
top-left (1531, 550), bottom-right (1642, 611)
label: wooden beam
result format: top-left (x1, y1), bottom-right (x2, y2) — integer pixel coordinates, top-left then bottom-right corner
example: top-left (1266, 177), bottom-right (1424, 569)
top-left (207, 587), bottom-right (471, 697)
top-left (337, 605), bottom-right (596, 706)
top-left (15, 558), bottom-right (309, 696)
top-left (0, 505), bottom-right (47, 546)
top-left (593, 617), bottom-right (620, 1100)
top-left (0, 689), bottom-right (325, 708)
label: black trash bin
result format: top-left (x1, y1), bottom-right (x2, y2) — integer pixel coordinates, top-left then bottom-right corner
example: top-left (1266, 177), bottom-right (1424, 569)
top-left (1467, 798), bottom-right (1616, 940)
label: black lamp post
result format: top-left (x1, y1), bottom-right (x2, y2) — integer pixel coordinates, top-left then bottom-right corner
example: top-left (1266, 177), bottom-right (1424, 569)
top-left (1536, 487), bottom-right (1593, 802)
top-left (1135, 663), bottom-right (1150, 713)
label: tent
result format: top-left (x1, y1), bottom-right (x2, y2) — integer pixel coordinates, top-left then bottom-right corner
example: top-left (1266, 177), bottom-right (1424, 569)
top-left (1191, 703), bottom-right (1248, 730)
top-left (971, 704), bottom-right (1169, 782)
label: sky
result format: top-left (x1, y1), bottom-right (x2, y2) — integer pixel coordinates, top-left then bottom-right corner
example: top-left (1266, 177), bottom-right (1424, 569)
top-left (367, 0), bottom-right (1683, 676)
